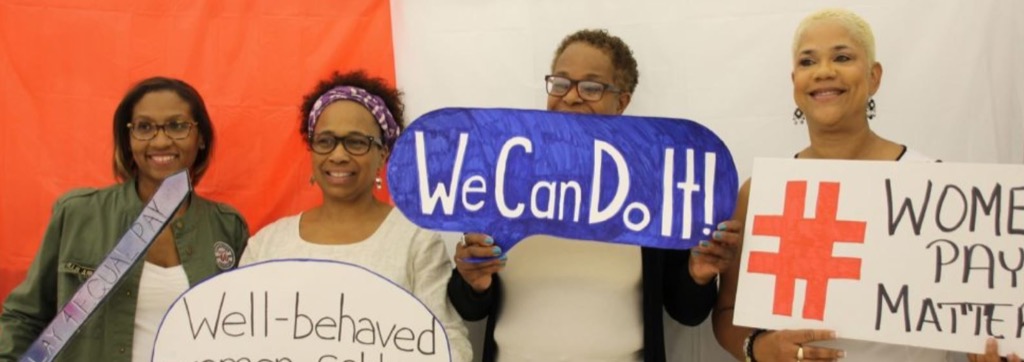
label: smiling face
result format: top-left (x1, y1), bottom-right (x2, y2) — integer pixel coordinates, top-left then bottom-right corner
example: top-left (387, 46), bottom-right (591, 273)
top-left (310, 100), bottom-right (387, 203)
top-left (129, 90), bottom-right (203, 193)
top-left (792, 20), bottom-right (882, 128)
top-left (547, 42), bottom-right (631, 115)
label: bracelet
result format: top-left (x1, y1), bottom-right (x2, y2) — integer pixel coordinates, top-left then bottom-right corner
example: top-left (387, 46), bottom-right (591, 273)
top-left (743, 328), bottom-right (768, 362)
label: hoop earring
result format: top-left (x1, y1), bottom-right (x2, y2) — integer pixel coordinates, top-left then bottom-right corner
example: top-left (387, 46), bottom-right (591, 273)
top-left (375, 177), bottom-right (383, 190)
top-left (867, 98), bottom-right (877, 120)
top-left (792, 108), bottom-right (805, 125)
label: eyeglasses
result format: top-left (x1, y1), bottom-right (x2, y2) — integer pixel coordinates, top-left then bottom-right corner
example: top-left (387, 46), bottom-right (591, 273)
top-left (311, 133), bottom-right (384, 155)
top-left (127, 120), bottom-right (198, 141)
top-left (544, 75), bottom-right (621, 101)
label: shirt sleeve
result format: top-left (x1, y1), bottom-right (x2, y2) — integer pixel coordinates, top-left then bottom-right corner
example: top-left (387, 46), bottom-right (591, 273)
top-left (662, 249), bottom-right (718, 326)
top-left (0, 199), bottom-right (69, 359)
top-left (231, 213), bottom-right (250, 269)
top-left (446, 267), bottom-right (498, 322)
top-left (238, 226), bottom-right (265, 267)
top-left (409, 230), bottom-right (473, 362)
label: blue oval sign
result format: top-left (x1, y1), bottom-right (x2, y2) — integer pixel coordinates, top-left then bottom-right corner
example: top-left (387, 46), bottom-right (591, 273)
top-left (387, 108), bottom-right (737, 251)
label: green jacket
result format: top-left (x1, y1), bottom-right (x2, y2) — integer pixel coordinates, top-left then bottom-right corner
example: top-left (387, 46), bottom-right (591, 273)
top-left (0, 180), bottom-right (249, 361)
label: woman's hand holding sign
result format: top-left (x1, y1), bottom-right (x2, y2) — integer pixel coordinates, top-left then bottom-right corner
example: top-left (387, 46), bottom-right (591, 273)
top-left (967, 338), bottom-right (1021, 362)
top-left (454, 233), bottom-right (506, 293)
top-left (689, 220), bottom-right (743, 285)
top-left (752, 329), bottom-right (845, 362)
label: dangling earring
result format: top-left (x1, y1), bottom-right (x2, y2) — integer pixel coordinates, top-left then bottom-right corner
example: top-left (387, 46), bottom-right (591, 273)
top-left (309, 175), bottom-right (315, 185)
top-left (867, 98), bottom-right (877, 120)
top-left (375, 177), bottom-right (383, 190)
top-left (792, 108), bottom-right (805, 125)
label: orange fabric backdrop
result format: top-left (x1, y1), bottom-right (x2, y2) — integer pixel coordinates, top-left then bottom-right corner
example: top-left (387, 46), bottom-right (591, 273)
top-left (0, 0), bottom-right (395, 302)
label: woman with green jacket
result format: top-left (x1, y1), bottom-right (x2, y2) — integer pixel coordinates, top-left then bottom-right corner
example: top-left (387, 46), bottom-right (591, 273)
top-left (0, 77), bottom-right (249, 361)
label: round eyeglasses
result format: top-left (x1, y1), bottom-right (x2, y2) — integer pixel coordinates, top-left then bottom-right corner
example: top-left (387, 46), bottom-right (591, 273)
top-left (311, 133), bottom-right (384, 155)
top-left (127, 121), bottom-right (197, 141)
top-left (544, 75), bottom-right (621, 101)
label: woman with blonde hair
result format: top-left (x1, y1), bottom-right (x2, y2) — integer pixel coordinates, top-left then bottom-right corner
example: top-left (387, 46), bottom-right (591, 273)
top-left (711, 9), bottom-right (1020, 362)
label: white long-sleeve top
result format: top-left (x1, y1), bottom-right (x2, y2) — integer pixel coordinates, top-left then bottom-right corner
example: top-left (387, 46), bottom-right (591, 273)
top-left (239, 209), bottom-right (471, 362)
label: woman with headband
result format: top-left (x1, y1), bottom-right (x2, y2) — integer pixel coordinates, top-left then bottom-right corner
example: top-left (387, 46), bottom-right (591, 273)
top-left (238, 70), bottom-right (471, 361)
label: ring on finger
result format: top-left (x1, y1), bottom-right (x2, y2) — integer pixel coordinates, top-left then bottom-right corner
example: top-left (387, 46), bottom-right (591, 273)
top-left (796, 346), bottom-right (804, 361)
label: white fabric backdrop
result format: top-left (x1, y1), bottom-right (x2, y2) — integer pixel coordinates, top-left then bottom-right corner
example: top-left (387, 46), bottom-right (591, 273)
top-left (390, 1), bottom-right (1024, 361)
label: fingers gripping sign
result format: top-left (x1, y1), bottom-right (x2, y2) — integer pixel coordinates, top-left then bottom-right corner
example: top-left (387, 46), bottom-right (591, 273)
top-left (752, 329), bottom-right (844, 362)
top-left (690, 220), bottom-right (743, 285)
top-left (966, 338), bottom-right (1022, 362)
top-left (454, 233), bottom-right (505, 293)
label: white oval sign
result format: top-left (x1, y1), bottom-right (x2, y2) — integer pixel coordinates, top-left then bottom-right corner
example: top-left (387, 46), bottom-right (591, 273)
top-left (153, 259), bottom-right (452, 362)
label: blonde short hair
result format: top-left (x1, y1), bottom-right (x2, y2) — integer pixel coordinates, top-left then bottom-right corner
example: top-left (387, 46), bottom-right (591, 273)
top-left (793, 8), bottom-right (877, 65)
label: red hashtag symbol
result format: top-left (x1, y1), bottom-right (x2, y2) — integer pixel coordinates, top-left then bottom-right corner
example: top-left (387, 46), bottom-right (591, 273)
top-left (748, 181), bottom-right (865, 321)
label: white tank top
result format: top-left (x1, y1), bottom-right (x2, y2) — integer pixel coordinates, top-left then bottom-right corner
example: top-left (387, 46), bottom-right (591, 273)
top-left (132, 261), bottom-right (189, 362)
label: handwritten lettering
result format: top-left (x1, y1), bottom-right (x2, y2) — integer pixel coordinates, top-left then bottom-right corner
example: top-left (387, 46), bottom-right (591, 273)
top-left (887, 180), bottom-right (1024, 237)
top-left (927, 239), bottom-right (1024, 289)
top-left (406, 131), bottom-right (722, 245)
top-left (875, 283), bottom-right (1018, 339)
top-left (183, 291), bottom-right (436, 356)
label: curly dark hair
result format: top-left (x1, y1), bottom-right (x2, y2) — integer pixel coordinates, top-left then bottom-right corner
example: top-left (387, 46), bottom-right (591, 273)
top-left (112, 76), bottom-right (215, 185)
top-left (299, 70), bottom-right (405, 150)
top-left (552, 29), bottom-right (639, 94)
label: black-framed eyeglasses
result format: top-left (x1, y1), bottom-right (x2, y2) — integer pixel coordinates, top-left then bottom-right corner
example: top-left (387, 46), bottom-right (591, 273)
top-left (127, 120), bottom-right (198, 141)
top-left (544, 75), bottom-right (622, 101)
top-left (311, 133), bottom-right (384, 156)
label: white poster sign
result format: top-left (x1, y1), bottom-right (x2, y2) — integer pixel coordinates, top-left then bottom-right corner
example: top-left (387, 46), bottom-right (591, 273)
top-left (152, 259), bottom-right (452, 362)
top-left (734, 158), bottom-right (1024, 355)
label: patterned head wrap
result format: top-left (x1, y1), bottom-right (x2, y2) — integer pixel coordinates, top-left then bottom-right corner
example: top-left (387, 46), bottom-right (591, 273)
top-left (307, 86), bottom-right (400, 150)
